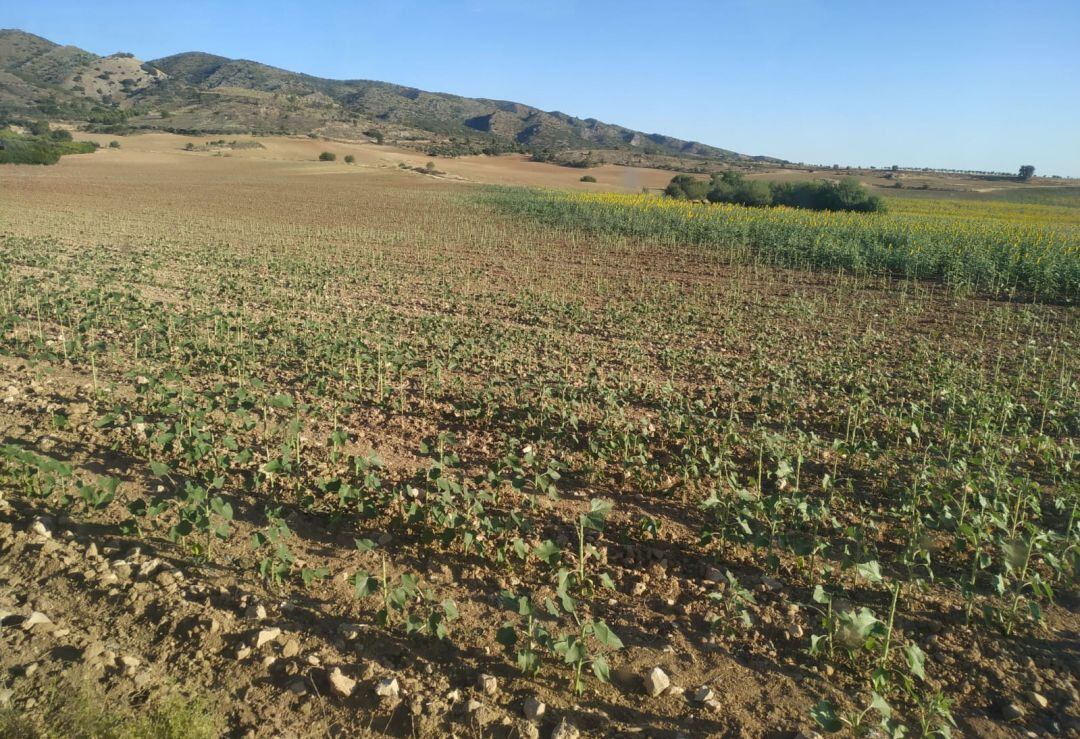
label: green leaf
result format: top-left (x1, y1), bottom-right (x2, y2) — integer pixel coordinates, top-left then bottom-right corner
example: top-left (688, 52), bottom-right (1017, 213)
top-left (269, 394), bottom-right (294, 409)
top-left (903, 643), bottom-right (926, 680)
top-left (441, 599), bottom-right (459, 620)
top-left (352, 570), bottom-right (378, 598)
top-left (870, 692), bottom-right (893, 720)
top-left (811, 700), bottom-right (843, 733)
top-left (591, 653), bottom-right (611, 682)
top-left (856, 560), bottom-right (883, 584)
top-left (353, 538), bottom-right (377, 552)
top-left (591, 620), bottom-right (624, 650)
top-left (533, 539), bottom-right (561, 565)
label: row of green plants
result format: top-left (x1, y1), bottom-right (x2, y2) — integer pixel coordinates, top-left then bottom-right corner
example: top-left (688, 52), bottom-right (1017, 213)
top-left (479, 187), bottom-right (1080, 302)
top-left (0, 180), bottom-right (1075, 733)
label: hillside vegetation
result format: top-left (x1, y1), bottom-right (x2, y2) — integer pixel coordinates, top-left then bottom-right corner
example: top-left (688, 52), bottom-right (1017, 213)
top-left (0, 29), bottom-right (770, 165)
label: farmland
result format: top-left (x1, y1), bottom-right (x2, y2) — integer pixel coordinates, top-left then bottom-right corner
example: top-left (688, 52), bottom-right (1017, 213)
top-left (0, 138), bottom-right (1078, 738)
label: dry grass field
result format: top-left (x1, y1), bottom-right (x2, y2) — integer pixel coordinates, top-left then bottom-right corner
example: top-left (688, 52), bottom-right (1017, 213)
top-left (0, 135), bottom-right (1078, 738)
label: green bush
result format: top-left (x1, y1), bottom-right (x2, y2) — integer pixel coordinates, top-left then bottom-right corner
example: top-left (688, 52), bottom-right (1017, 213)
top-left (319, 151), bottom-right (336, 161)
top-left (363, 129), bottom-right (384, 144)
top-left (344, 154), bottom-right (355, 163)
top-left (679, 171), bottom-right (885, 213)
top-left (579, 175), bottom-right (597, 183)
top-left (0, 131), bottom-right (98, 165)
top-left (664, 174), bottom-right (709, 201)
top-left (109, 140), bottom-right (121, 149)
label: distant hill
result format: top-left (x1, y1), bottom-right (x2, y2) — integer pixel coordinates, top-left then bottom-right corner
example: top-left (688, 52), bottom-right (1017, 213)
top-left (0, 29), bottom-right (783, 166)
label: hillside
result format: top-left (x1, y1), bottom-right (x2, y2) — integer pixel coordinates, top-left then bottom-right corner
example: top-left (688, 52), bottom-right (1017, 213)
top-left (0, 29), bottom-right (774, 164)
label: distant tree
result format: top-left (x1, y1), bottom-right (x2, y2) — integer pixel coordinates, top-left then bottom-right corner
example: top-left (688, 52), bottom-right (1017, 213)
top-left (664, 174), bottom-right (709, 201)
top-left (579, 175), bottom-right (597, 183)
top-left (363, 129), bottom-right (384, 144)
top-left (184, 142), bottom-right (195, 151)
top-left (425, 161), bottom-right (437, 171)
top-left (891, 165), bottom-right (899, 172)
top-left (1018, 165), bottom-right (1035, 181)
top-left (49, 129), bottom-right (73, 142)
top-left (108, 140), bottom-right (121, 149)
top-left (319, 151), bottom-right (336, 161)
top-left (28, 120), bottom-right (50, 136)
top-left (344, 154), bottom-right (355, 164)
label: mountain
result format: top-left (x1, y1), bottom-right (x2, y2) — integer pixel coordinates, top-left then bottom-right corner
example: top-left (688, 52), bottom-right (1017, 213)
top-left (0, 29), bottom-right (779, 165)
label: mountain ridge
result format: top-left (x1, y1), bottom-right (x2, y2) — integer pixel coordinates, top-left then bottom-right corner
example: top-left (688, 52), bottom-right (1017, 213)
top-left (0, 29), bottom-right (782, 165)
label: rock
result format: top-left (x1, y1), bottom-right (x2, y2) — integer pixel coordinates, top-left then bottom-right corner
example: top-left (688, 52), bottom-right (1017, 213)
top-left (1029, 692), bottom-right (1049, 709)
top-left (245, 603), bottom-right (267, 621)
top-left (235, 646), bottom-right (252, 661)
top-left (375, 677), bottom-right (400, 699)
top-left (643, 667), bottom-right (670, 697)
top-left (111, 560), bottom-right (132, 581)
top-left (703, 697), bottom-right (722, 712)
top-left (255, 628), bottom-right (281, 649)
top-left (337, 623), bottom-right (362, 640)
top-left (329, 667), bottom-right (356, 698)
top-left (23, 611), bottom-right (52, 630)
top-left (30, 517), bottom-right (53, 539)
top-left (138, 558), bottom-right (163, 580)
top-left (85, 542), bottom-right (99, 560)
top-left (83, 642), bottom-right (106, 662)
top-left (282, 639), bottom-right (300, 658)
top-left (796, 732), bottom-right (824, 739)
top-left (786, 623), bottom-right (804, 639)
top-left (477, 673), bottom-right (498, 696)
top-left (551, 717), bottom-right (580, 739)
top-left (286, 678), bottom-right (307, 696)
top-left (704, 566), bottom-right (724, 583)
top-left (523, 695), bottom-right (546, 720)
top-left (0, 688), bottom-right (12, 708)
top-left (1003, 702), bottom-right (1025, 720)
top-left (692, 685), bottom-right (715, 703)
top-left (466, 698), bottom-right (483, 714)
top-left (760, 576), bottom-right (783, 592)
top-left (519, 720), bottom-right (541, 739)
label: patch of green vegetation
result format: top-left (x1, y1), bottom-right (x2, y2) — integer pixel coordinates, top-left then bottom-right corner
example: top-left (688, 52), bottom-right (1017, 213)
top-left (0, 127), bottom-right (98, 165)
top-left (667, 172), bottom-right (885, 213)
top-left (0, 675), bottom-right (223, 739)
top-left (985, 186), bottom-right (1080, 208)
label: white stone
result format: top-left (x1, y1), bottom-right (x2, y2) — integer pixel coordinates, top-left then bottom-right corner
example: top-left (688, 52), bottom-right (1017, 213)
top-left (375, 677), bottom-right (400, 699)
top-left (523, 695), bottom-right (546, 720)
top-left (329, 667), bottom-right (356, 698)
top-left (643, 666), bottom-right (670, 697)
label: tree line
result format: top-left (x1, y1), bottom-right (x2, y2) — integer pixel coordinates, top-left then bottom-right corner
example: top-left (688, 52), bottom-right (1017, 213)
top-left (665, 171), bottom-right (886, 213)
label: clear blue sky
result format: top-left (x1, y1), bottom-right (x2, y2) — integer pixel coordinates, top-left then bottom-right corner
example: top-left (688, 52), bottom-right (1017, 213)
top-left (9, 0), bottom-right (1080, 175)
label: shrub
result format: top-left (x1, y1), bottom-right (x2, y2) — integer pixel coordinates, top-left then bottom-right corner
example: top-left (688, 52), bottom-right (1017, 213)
top-left (109, 140), bottom-right (121, 149)
top-left (664, 174), bottom-right (709, 201)
top-left (344, 154), bottom-right (355, 164)
top-left (363, 129), bottom-right (384, 144)
top-left (580, 175), bottom-right (597, 183)
top-left (319, 151), bottom-right (336, 161)
top-left (697, 171), bottom-right (885, 213)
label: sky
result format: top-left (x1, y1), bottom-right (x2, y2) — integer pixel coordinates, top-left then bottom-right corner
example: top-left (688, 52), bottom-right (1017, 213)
top-left (8, 0), bottom-right (1080, 175)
